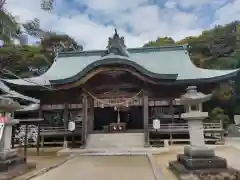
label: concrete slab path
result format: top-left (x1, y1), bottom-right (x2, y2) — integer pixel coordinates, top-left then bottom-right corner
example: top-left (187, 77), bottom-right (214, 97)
top-left (30, 156), bottom-right (157, 180)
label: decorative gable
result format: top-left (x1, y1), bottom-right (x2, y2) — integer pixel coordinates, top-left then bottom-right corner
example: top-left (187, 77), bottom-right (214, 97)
top-left (102, 29), bottom-right (130, 57)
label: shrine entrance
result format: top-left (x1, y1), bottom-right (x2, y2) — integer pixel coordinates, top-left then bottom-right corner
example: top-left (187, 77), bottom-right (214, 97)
top-left (93, 106), bottom-right (143, 132)
top-left (84, 69), bottom-right (146, 134)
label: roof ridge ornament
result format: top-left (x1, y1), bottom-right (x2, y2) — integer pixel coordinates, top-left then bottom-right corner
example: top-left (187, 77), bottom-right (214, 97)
top-left (103, 29), bottom-right (129, 57)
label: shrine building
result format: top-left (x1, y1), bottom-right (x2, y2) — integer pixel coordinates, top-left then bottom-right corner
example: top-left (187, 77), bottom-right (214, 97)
top-left (2, 30), bottom-right (240, 147)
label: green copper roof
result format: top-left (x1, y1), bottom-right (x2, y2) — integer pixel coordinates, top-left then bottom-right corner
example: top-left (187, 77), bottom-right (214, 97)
top-left (2, 30), bottom-right (240, 87)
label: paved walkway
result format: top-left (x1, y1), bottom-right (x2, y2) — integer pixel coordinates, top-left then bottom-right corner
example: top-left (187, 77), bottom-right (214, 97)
top-left (31, 156), bottom-right (156, 180)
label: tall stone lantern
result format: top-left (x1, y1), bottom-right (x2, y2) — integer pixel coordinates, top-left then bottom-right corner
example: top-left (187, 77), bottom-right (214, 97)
top-left (0, 96), bottom-right (34, 176)
top-left (169, 86), bottom-right (228, 176)
top-left (179, 86), bottom-right (211, 148)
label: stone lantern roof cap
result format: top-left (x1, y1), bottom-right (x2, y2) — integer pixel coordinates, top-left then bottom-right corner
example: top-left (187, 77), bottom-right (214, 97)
top-left (179, 86), bottom-right (212, 104)
top-left (0, 96), bottom-right (22, 112)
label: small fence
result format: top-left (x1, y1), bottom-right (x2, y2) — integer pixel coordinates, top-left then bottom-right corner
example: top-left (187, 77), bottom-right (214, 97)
top-left (13, 124), bottom-right (83, 150)
top-left (148, 122), bottom-right (223, 132)
top-left (148, 122), bottom-right (224, 146)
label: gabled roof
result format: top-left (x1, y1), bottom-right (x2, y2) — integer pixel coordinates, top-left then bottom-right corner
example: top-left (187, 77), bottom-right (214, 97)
top-left (2, 30), bottom-right (240, 87)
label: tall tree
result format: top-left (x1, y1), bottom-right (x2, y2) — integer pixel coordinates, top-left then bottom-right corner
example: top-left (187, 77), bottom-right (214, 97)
top-left (0, 0), bottom-right (6, 10)
top-left (0, 9), bottom-right (21, 45)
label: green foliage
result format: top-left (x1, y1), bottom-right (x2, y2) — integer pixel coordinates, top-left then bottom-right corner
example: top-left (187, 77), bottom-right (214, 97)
top-left (144, 21), bottom-right (240, 70)
top-left (213, 82), bottom-right (234, 101)
top-left (0, 45), bottom-right (50, 78)
top-left (209, 107), bottom-right (230, 128)
top-left (144, 37), bottom-right (175, 47)
top-left (0, 10), bottom-right (21, 45)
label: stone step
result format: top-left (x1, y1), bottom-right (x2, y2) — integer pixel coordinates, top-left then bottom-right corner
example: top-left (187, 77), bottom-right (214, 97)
top-left (86, 133), bottom-right (144, 149)
top-left (0, 155), bottom-right (25, 172)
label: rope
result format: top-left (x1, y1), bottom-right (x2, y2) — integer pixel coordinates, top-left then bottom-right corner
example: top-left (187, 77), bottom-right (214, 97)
top-left (83, 88), bottom-right (143, 106)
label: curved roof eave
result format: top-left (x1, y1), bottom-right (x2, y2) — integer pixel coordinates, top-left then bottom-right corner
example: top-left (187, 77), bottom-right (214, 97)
top-left (50, 57), bottom-right (178, 85)
top-left (2, 65), bottom-right (240, 88)
top-left (173, 68), bottom-right (240, 84)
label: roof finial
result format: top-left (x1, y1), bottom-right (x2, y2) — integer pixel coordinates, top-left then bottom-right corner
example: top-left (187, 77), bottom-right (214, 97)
top-left (113, 28), bottom-right (119, 39)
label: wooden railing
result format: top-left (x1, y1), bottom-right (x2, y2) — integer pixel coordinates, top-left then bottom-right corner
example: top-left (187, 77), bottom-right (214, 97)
top-left (40, 125), bottom-right (82, 136)
top-left (148, 122), bottom-right (223, 132)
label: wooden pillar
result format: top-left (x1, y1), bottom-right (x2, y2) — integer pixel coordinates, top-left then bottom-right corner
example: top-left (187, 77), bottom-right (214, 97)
top-left (143, 91), bottom-right (149, 147)
top-left (36, 107), bottom-right (42, 156)
top-left (82, 94), bottom-right (88, 146)
top-left (88, 97), bottom-right (94, 133)
top-left (170, 98), bottom-right (174, 146)
top-left (24, 124), bottom-right (28, 162)
top-left (11, 126), bottom-right (15, 149)
top-left (63, 103), bottom-right (68, 148)
top-left (11, 112), bottom-right (15, 149)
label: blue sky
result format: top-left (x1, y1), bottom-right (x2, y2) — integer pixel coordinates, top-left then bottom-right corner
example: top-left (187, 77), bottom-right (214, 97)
top-left (5, 0), bottom-right (240, 49)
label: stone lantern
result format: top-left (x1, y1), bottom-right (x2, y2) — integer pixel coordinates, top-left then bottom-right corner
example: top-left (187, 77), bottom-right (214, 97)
top-left (179, 86), bottom-right (211, 148)
top-left (0, 96), bottom-right (24, 173)
top-left (169, 86), bottom-right (229, 177)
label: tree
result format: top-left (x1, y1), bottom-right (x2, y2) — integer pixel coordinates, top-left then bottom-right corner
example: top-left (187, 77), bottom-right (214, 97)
top-left (213, 82), bottom-right (234, 101)
top-left (41, 33), bottom-right (82, 51)
top-left (0, 0), bottom-right (6, 10)
top-left (0, 45), bottom-right (50, 78)
top-left (209, 107), bottom-right (230, 128)
top-left (40, 33), bottom-right (83, 61)
top-left (0, 10), bottom-right (21, 45)
top-left (144, 37), bottom-right (175, 47)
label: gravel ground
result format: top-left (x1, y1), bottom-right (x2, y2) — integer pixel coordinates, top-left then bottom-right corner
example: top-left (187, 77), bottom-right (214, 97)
top-left (12, 147), bottom-right (67, 180)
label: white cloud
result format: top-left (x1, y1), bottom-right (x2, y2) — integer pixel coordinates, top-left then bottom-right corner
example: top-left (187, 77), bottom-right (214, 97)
top-left (4, 0), bottom-right (239, 50)
top-left (171, 0), bottom-right (229, 9)
top-left (212, 0), bottom-right (240, 26)
top-left (79, 0), bottom-right (149, 13)
top-left (164, 1), bottom-right (177, 9)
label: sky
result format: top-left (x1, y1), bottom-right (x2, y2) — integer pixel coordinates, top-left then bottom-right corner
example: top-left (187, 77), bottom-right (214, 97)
top-left (4, 0), bottom-right (240, 50)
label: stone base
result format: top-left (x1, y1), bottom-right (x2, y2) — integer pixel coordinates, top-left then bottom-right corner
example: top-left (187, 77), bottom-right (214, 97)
top-left (169, 161), bottom-right (240, 180)
top-left (177, 154), bottom-right (227, 170)
top-left (0, 149), bottom-right (36, 180)
top-left (184, 146), bottom-right (215, 158)
top-left (169, 145), bottom-right (239, 180)
top-left (0, 149), bottom-right (18, 161)
top-left (0, 162), bottom-right (36, 180)
top-left (0, 155), bottom-right (25, 172)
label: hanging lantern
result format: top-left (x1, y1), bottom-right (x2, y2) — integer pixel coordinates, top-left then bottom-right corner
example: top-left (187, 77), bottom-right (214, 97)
top-left (114, 106), bottom-right (117, 111)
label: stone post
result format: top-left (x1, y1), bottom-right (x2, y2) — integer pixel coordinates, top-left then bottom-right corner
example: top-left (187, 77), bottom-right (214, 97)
top-left (0, 118), bottom-right (19, 153)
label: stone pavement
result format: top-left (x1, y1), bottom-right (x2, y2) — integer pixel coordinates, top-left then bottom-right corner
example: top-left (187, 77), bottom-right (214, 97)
top-left (30, 155), bottom-right (157, 180)
top-left (25, 143), bottom-right (240, 180)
